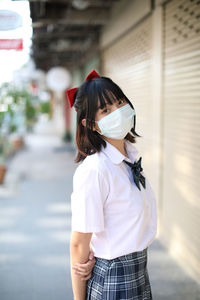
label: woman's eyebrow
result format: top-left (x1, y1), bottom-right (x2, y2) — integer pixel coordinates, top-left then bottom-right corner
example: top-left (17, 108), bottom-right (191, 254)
top-left (97, 103), bottom-right (108, 110)
top-left (97, 98), bottom-right (119, 110)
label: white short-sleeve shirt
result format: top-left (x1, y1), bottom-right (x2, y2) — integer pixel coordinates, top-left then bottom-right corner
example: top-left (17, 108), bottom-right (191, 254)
top-left (71, 139), bottom-right (157, 260)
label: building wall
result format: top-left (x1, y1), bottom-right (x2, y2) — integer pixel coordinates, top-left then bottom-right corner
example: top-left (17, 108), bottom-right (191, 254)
top-left (100, 0), bottom-right (200, 283)
top-left (161, 0), bottom-right (200, 283)
top-left (100, 0), bottom-right (151, 51)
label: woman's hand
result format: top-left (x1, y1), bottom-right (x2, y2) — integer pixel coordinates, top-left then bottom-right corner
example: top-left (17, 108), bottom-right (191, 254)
top-left (72, 248), bottom-right (96, 281)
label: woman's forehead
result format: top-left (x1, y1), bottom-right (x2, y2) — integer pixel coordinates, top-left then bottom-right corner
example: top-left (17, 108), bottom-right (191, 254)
top-left (97, 90), bottom-right (122, 108)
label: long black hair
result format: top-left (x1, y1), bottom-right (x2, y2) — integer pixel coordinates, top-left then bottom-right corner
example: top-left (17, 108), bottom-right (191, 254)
top-left (73, 76), bottom-right (141, 163)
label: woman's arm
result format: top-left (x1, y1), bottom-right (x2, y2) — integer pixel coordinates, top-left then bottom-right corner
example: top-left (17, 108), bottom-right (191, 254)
top-left (70, 231), bottom-right (93, 300)
top-left (72, 248), bottom-right (96, 281)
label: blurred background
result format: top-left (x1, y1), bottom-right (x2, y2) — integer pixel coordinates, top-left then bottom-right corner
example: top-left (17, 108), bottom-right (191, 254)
top-left (0, 0), bottom-right (200, 299)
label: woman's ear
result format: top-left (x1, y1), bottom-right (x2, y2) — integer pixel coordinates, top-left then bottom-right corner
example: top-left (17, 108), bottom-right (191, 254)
top-left (81, 118), bottom-right (86, 127)
top-left (81, 118), bottom-right (97, 131)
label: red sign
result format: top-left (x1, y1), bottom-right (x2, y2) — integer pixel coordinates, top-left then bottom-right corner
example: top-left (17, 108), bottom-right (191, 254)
top-left (0, 39), bottom-right (23, 50)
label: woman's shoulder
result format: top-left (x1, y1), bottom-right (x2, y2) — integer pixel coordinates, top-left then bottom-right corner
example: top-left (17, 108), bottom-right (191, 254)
top-left (73, 151), bottom-right (107, 178)
top-left (72, 152), bottom-right (110, 197)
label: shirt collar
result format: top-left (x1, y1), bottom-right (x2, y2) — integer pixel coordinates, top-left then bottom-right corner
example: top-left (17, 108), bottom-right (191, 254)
top-left (101, 139), bottom-right (139, 165)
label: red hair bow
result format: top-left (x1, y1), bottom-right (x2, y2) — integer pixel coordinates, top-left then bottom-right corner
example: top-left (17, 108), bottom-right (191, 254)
top-left (65, 69), bottom-right (100, 108)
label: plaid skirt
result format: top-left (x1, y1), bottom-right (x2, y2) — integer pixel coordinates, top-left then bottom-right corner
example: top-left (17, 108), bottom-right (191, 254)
top-left (86, 247), bottom-right (153, 300)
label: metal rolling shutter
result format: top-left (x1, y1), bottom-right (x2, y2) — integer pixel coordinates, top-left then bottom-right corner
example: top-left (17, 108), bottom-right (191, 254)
top-left (101, 16), bottom-right (156, 187)
top-left (162, 0), bottom-right (200, 281)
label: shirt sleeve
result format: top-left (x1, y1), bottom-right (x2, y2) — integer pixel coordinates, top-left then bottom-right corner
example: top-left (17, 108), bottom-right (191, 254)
top-left (71, 163), bottom-right (108, 233)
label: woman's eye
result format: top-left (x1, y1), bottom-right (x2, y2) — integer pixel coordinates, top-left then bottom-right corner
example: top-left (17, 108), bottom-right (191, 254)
top-left (102, 109), bottom-right (108, 113)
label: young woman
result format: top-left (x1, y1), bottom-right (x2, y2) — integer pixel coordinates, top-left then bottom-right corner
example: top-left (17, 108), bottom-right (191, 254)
top-left (67, 69), bottom-right (157, 300)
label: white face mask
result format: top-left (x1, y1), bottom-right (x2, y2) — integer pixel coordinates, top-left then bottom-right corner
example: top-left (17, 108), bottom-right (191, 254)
top-left (96, 104), bottom-right (135, 140)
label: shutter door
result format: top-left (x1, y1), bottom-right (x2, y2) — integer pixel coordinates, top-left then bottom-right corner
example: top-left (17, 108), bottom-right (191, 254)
top-left (162, 0), bottom-right (200, 281)
top-left (101, 16), bottom-right (156, 189)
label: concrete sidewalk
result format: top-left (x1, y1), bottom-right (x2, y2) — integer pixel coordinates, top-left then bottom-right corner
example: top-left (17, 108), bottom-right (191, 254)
top-left (0, 119), bottom-right (199, 300)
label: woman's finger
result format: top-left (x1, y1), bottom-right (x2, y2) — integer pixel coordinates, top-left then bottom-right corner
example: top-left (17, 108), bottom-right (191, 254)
top-left (89, 249), bottom-right (95, 260)
top-left (81, 273), bottom-right (92, 281)
top-left (72, 257), bottom-right (96, 277)
top-left (73, 265), bottom-right (90, 272)
top-left (73, 263), bottom-right (88, 269)
top-left (77, 256), bottom-right (96, 265)
top-left (73, 260), bottom-right (95, 272)
top-left (74, 269), bottom-right (90, 276)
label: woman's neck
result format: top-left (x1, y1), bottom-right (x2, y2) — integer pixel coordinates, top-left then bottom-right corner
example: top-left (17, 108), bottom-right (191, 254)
top-left (103, 137), bottom-right (129, 158)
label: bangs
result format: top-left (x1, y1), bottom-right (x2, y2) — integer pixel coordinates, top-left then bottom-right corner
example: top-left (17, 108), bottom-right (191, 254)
top-left (95, 79), bottom-right (126, 110)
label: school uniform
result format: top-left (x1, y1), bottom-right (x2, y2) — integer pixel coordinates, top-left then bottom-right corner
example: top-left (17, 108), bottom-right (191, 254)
top-left (71, 139), bottom-right (157, 300)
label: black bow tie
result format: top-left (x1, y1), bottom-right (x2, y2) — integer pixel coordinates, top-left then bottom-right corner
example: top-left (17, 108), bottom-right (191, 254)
top-left (123, 157), bottom-right (146, 191)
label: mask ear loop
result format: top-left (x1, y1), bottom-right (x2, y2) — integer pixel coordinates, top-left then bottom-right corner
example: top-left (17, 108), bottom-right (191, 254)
top-left (132, 105), bottom-right (136, 130)
top-left (94, 120), bottom-right (103, 135)
top-left (130, 105), bottom-right (136, 136)
top-left (87, 119), bottom-right (103, 136)
top-left (96, 130), bottom-right (103, 135)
